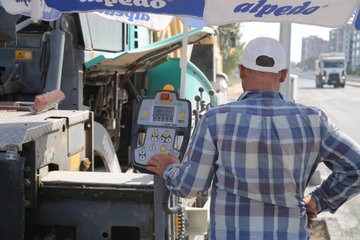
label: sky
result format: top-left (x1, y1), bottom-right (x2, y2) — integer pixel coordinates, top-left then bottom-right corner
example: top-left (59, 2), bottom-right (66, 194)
top-left (240, 22), bottom-right (333, 63)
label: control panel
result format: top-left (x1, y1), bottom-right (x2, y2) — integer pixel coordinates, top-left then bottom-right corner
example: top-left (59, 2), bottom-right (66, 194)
top-left (131, 90), bottom-right (191, 172)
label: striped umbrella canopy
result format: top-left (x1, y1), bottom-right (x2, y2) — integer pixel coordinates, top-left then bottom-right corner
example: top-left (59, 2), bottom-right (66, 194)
top-left (1, 0), bottom-right (360, 29)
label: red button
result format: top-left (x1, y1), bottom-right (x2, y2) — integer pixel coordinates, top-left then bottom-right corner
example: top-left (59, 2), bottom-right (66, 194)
top-left (160, 93), bottom-right (170, 100)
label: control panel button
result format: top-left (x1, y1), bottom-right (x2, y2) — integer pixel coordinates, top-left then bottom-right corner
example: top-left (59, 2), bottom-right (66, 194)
top-left (160, 92), bottom-right (170, 101)
top-left (143, 111), bottom-right (148, 118)
top-left (160, 146), bottom-right (167, 152)
top-left (159, 92), bottom-right (173, 104)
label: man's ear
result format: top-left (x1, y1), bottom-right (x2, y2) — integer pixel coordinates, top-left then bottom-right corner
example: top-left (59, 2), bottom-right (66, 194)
top-left (239, 64), bottom-right (246, 79)
top-left (279, 69), bottom-right (289, 82)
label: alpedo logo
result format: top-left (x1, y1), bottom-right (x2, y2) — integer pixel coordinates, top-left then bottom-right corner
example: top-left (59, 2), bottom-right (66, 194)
top-left (234, 0), bottom-right (321, 18)
top-left (15, 0), bottom-right (31, 7)
top-left (79, 0), bottom-right (167, 9)
top-left (100, 11), bottom-right (152, 22)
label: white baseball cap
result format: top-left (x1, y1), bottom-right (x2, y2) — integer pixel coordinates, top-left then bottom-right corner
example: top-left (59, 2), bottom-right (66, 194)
top-left (240, 37), bottom-right (287, 73)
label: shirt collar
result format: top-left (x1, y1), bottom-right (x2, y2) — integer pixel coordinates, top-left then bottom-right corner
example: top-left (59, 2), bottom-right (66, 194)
top-left (238, 91), bottom-right (284, 101)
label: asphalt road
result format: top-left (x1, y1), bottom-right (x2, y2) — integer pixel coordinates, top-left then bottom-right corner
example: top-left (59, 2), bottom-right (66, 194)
top-left (295, 70), bottom-right (360, 143)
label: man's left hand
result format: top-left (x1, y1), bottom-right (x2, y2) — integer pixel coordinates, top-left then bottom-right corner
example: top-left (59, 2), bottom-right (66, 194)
top-left (303, 195), bottom-right (318, 229)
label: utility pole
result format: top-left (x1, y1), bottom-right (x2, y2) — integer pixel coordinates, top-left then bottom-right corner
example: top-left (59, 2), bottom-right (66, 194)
top-left (279, 23), bottom-right (294, 102)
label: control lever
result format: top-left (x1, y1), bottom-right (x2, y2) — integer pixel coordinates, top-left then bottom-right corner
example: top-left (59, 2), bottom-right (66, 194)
top-left (198, 87), bottom-right (204, 100)
top-left (201, 100), bottom-right (206, 111)
top-left (193, 109), bottom-right (199, 128)
top-left (194, 95), bottom-right (201, 112)
top-left (209, 90), bottom-right (215, 108)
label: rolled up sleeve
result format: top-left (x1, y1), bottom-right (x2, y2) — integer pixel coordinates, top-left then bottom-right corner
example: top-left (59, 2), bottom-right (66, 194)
top-left (311, 119), bottom-right (360, 213)
top-left (163, 116), bottom-right (217, 198)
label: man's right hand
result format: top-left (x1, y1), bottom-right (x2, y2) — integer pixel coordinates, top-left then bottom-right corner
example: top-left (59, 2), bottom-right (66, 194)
top-left (146, 151), bottom-right (180, 176)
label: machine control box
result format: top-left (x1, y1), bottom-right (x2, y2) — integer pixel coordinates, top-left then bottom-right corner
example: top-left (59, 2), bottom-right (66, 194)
top-left (131, 91), bottom-right (191, 172)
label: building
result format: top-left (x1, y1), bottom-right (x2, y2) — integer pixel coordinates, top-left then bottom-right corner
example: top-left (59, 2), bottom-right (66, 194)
top-left (329, 26), bottom-right (353, 70)
top-left (301, 36), bottom-right (329, 61)
top-left (351, 31), bottom-right (360, 71)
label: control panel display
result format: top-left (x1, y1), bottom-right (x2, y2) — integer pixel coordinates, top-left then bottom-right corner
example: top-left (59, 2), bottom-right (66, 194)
top-left (152, 106), bottom-right (175, 122)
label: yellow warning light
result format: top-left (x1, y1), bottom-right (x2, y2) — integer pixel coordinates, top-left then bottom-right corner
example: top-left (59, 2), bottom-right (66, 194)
top-left (163, 84), bottom-right (174, 91)
top-left (15, 50), bottom-right (33, 60)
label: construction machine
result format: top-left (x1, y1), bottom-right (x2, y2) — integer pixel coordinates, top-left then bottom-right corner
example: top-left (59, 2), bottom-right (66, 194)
top-left (0, 7), bottom-right (227, 240)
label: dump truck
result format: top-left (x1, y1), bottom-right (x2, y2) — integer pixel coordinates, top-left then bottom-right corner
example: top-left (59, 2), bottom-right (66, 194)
top-left (315, 52), bottom-right (347, 88)
top-left (0, 7), bottom-right (227, 240)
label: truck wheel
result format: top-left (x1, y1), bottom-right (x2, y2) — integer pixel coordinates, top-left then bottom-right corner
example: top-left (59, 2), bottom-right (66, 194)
top-left (341, 83), bottom-right (345, 88)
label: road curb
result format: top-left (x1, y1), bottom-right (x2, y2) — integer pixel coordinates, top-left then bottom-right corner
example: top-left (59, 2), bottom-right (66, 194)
top-left (347, 80), bottom-right (360, 87)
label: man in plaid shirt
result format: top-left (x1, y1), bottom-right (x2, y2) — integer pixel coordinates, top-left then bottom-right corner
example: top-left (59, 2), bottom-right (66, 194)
top-left (147, 37), bottom-right (360, 239)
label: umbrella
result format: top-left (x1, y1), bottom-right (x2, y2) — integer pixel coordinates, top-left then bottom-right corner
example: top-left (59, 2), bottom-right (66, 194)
top-left (0, 0), bottom-right (61, 21)
top-left (3, 0), bottom-right (360, 33)
top-left (0, 0), bottom-right (173, 30)
top-left (43, 0), bottom-right (360, 29)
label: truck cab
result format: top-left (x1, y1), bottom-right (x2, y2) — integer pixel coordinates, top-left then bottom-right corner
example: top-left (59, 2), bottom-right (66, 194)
top-left (315, 52), bottom-right (347, 88)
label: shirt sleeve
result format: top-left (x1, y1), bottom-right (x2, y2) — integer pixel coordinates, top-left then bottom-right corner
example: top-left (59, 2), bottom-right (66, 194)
top-left (163, 115), bottom-right (217, 198)
top-left (311, 114), bottom-right (360, 213)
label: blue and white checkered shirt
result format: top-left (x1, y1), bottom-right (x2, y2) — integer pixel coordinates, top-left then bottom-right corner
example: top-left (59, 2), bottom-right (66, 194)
top-left (164, 90), bottom-right (360, 240)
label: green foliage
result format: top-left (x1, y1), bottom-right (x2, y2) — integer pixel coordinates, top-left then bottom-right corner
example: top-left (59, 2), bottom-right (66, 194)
top-left (347, 65), bottom-right (360, 76)
top-left (219, 24), bottom-right (244, 81)
top-left (296, 57), bottom-right (316, 71)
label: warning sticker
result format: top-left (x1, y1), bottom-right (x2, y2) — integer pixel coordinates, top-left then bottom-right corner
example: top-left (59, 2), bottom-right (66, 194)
top-left (15, 50), bottom-right (33, 60)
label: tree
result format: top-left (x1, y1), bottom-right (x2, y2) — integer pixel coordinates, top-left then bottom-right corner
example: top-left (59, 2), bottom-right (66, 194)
top-left (296, 57), bottom-right (316, 71)
top-left (218, 24), bottom-right (244, 82)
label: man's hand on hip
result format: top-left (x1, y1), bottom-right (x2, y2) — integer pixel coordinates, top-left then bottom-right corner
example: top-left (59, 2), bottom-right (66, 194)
top-left (303, 195), bottom-right (318, 229)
